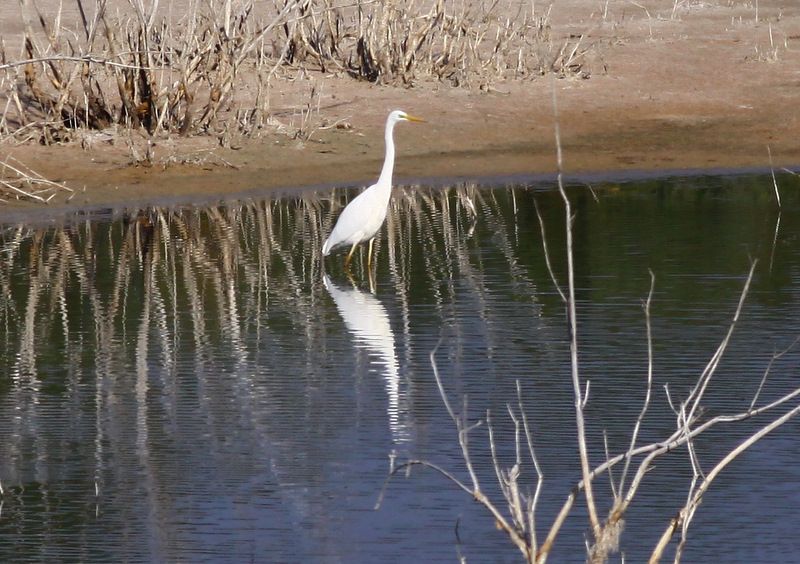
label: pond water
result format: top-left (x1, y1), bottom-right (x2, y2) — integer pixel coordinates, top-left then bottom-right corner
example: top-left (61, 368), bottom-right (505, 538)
top-left (1, 172), bottom-right (799, 563)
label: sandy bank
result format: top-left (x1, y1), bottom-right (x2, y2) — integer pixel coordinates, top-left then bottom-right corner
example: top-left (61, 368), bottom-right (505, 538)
top-left (1, 0), bottom-right (798, 214)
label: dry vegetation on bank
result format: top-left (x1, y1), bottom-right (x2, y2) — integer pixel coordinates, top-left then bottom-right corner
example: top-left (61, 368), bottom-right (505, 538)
top-left (0, 0), bottom-right (596, 202)
top-left (0, 1), bottom-right (585, 146)
top-left (1, 1), bottom-right (798, 206)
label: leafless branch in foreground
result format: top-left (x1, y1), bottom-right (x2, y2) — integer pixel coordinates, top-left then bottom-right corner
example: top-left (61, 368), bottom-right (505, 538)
top-left (549, 78), bottom-right (602, 542)
top-left (376, 341), bottom-right (538, 562)
top-left (379, 84), bottom-right (800, 563)
top-left (651, 402), bottom-right (800, 562)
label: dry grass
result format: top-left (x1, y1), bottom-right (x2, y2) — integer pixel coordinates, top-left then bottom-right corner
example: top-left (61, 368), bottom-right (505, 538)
top-left (0, 155), bottom-right (74, 203)
top-left (0, 0), bottom-right (592, 158)
top-left (1, 0), bottom-right (294, 150)
top-left (286, 0), bottom-right (590, 87)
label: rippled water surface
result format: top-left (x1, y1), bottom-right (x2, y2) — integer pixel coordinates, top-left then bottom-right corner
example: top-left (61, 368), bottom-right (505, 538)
top-left (1, 173), bottom-right (800, 562)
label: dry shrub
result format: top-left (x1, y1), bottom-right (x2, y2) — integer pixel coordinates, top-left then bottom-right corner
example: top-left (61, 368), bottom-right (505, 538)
top-left (1, 0), bottom-right (288, 146)
top-left (0, 0), bottom-right (592, 149)
top-left (287, 0), bottom-right (591, 87)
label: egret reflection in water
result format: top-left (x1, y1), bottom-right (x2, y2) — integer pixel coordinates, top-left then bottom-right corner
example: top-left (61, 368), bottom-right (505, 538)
top-left (323, 275), bottom-right (408, 443)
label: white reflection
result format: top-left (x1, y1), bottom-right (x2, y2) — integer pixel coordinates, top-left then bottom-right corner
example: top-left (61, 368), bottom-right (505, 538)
top-left (323, 275), bottom-right (408, 443)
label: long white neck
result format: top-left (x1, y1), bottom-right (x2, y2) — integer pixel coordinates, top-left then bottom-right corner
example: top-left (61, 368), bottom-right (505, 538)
top-left (377, 116), bottom-right (397, 187)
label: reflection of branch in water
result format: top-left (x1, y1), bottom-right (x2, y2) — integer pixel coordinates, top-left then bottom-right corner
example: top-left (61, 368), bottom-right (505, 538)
top-left (769, 211), bottom-right (780, 274)
top-left (0, 181), bottom-right (540, 529)
top-left (324, 275), bottom-right (408, 444)
top-left (0, 182), bottom-right (532, 378)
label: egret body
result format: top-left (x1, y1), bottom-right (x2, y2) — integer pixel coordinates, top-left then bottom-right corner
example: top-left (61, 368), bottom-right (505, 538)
top-left (322, 110), bottom-right (423, 268)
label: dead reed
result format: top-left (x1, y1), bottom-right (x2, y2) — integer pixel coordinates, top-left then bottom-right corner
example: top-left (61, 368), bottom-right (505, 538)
top-left (0, 0), bottom-right (591, 157)
top-left (1, 0), bottom-right (295, 151)
top-left (286, 0), bottom-right (589, 87)
top-left (0, 155), bottom-right (73, 203)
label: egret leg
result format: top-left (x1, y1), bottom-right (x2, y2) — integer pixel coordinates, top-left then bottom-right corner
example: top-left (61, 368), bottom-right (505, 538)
top-left (367, 237), bottom-right (375, 269)
top-left (368, 267), bottom-right (376, 294)
top-left (344, 242), bottom-right (358, 269)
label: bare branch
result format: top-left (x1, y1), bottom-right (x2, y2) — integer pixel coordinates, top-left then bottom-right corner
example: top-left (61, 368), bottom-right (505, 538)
top-left (0, 54), bottom-right (152, 71)
top-left (374, 459), bottom-right (474, 510)
top-left (650, 402), bottom-right (800, 561)
top-left (603, 430), bottom-right (618, 500)
top-left (533, 197), bottom-right (566, 303)
top-left (618, 270), bottom-right (656, 493)
top-left (430, 339), bottom-right (458, 422)
top-left (767, 145), bottom-right (781, 208)
top-left (517, 380), bottom-right (544, 554)
top-left (551, 75), bottom-right (601, 538)
top-left (684, 260), bottom-right (757, 424)
top-left (769, 211), bottom-right (780, 274)
top-left (749, 335), bottom-right (800, 411)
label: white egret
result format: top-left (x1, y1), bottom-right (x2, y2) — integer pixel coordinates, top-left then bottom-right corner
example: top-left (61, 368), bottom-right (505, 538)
top-left (322, 109), bottom-right (424, 268)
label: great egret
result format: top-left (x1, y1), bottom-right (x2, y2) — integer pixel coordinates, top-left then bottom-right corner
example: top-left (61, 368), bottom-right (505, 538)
top-left (322, 109), bottom-right (424, 268)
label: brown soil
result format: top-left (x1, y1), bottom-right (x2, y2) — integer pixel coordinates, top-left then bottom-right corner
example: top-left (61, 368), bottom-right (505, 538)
top-left (2, 0), bottom-right (800, 214)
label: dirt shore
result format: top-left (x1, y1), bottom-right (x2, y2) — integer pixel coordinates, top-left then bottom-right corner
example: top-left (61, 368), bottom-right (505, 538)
top-left (2, 1), bottom-right (799, 214)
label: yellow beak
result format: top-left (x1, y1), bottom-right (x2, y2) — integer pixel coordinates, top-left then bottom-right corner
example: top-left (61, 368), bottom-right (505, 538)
top-left (404, 114), bottom-right (426, 123)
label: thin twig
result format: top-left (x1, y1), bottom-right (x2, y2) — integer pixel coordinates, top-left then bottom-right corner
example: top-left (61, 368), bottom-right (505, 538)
top-left (375, 459), bottom-right (474, 510)
top-left (684, 260), bottom-right (757, 425)
top-left (517, 380), bottom-right (543, 555)
top-left (767, 145), bottom-right (780, 208)
top-left (533, 197), bottom-right (566, 302)
top-left (0, 54), bottom-right (152, 71)
top-left (618, 270), bottom-right (655, 493)
top-left (748, 335), bottom-right (800, 411)
top-left (650, 402), bottom-right (800, 562)
top-left (769, 211), bottom-right (780, 274)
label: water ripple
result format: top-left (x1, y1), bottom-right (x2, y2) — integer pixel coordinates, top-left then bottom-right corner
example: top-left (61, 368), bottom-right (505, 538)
top-left (0, 175), bottom-right (799, 562)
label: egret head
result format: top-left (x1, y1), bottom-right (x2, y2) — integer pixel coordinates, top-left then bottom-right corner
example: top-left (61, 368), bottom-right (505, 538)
top-left (389, 109), bottom-right (425, 124)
